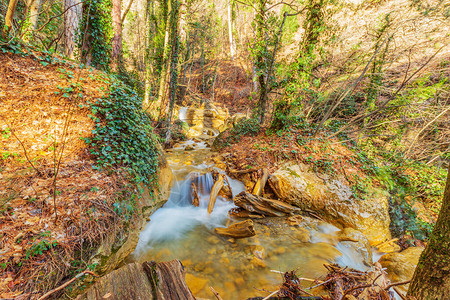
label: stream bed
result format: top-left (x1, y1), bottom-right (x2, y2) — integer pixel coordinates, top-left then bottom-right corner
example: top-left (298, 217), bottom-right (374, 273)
top-left (130, 139), bottom-right (378, 299)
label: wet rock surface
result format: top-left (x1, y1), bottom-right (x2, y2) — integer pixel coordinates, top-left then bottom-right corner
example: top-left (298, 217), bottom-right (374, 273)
top-left (268, 162), bottom-right (391, 245)
top-left (378, 246), bottom-right (424, 294)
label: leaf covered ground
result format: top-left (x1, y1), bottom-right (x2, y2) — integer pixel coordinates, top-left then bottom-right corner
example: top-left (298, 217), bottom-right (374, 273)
top-left (0, 51), bottom-right (135, 298)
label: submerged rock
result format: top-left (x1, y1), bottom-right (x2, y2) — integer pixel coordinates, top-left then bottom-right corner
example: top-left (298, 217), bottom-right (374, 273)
top-left (268, 162), bottom-right (391, 245)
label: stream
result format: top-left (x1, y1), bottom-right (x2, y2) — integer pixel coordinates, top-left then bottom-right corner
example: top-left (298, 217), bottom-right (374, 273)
top-left (131, 137), bottom-right (379, 299)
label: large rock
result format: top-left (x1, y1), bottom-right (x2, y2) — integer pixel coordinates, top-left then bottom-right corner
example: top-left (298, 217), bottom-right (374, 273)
top-left (268, 162), bottom-right (391, 245)
top-left (379, 247), bottom-right (424, 293)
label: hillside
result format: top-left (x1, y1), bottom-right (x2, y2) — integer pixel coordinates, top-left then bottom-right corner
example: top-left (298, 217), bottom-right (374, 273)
top-left (0, 46), bottom-right (169, 299)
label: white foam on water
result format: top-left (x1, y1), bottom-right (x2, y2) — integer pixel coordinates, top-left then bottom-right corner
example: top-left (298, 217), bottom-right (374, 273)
top-left (335, 242), bottom-right (370, 271)
top-left (135, 172), bottom-right (241, 255)
top-left (178, 107), bottom-right (188, 122)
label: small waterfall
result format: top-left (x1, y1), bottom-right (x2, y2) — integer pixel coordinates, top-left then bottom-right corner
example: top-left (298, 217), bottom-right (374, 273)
top-left (135, 171), bottom-right (244, 252)
top-left (178, 107), bottom-right (188, 122)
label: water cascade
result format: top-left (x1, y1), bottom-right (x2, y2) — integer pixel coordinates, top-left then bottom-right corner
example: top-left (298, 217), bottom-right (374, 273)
top-left (132, 131), bottom-right (381, 299)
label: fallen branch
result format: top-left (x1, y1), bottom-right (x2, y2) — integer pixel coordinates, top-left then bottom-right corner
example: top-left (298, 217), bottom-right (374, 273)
top-left (210, 286), bottom-right (224, 300)
top-left (229, 167), bottom-right (259, 175)
top-left (262, 289), bottom-right (279, 300)
top-left (37, 270), bottom-right (98, 300)
top-left (384, 280), bottom-right (411, 290)
top-left (208, 174), bottom-right (224, 214)
top-left (191, 182), bottom-right (199, 207)
top-left (252, 168), bottom-right (269, 196)
top-left (215, 219), bottom-right (256, 238)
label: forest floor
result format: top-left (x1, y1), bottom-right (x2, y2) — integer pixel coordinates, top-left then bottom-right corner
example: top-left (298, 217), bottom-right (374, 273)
top-left (0, 51), bottom-right (133, 298)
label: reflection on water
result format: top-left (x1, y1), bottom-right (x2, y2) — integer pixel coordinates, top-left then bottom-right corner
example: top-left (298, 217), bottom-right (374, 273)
top-left (132, 140), bottom-right (373, 299)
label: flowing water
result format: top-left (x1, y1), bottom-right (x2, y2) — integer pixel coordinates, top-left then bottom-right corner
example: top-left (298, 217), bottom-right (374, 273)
top-left (131, 138), bottom-right (377, 299)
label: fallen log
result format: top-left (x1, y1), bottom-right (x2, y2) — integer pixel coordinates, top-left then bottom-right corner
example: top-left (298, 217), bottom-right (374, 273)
top-left (215, 219), bottom-right (256, 238)
top-left (191, 182), bottom-right (199, 207)
top-left (229, 207), bottom-right (264, 219)
top-left (252, 168), bottom-right (269, 196)
top-left (234, 191), bottom-right (300, 217)
top-left (208, 174), bottom-right (224, 214)
top-left (76, 260), bottom-right (195, 300)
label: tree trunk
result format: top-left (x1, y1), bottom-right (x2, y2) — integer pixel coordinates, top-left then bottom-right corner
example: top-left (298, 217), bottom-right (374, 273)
top-left (255, 0), bottom-right (267, 124)
top-left (164, 0), bottom-right (180, 143)
top-left (3, 0), bottom-right (19, 38)
top-left (156, 0), bottom-right (172, 119)
top-left (407, 164), bottom-right (450, 299)
top-left (28, 0), bottom-right (42, 32)
top-left (234, 191), bottom-right (301, 217)
top-left (143, 0), bottom-right (154, 109)
top-left (227, 0), bottom-right (236, 60)
top-left (111, 0), bottom-right (122, 72)
top-left (64, 0), bottom-right (82, 58)
top-left (77, 260), bottom-right (195, 300)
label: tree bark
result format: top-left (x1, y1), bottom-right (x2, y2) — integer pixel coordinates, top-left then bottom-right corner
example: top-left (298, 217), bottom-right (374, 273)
top-left (64, 0), bottom-right (82, 58)
top-left (407, 164), bottom-right (450, 299)
top-left (28, 0), bottom-right (42, 32)
top-left (156, 0), bottom-right (172, 119)
top-left (234, 191), bottom-right (301, 217)
top-left (77, 260), bottom-right (195, 300)
top-left (227, 0), bottom-right (236, 60)
top-left (3, 0), bottom-right (19, 38)
top-left (111, 0), bottom-right (122, 72)
top-left (164, 0), bottom-right (180, 143)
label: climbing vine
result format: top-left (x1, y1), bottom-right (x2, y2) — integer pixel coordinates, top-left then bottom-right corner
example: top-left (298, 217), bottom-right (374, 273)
top-left (79, 0), bottom-right (113, 71)
top-left (83, 78), bottom-right (160, 187)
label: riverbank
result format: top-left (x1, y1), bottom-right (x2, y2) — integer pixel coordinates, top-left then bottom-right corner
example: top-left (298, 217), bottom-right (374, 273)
top-left (0, 50), bottom-right (170, 299)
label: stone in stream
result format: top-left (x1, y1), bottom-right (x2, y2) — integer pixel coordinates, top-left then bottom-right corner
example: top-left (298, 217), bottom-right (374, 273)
top-left (184, 144), bottom-right (195, 151)
top-left (268, 162), bottom-right (391, 245)
top-left (378, 246), bottom-right (424, 294)
top-left (185, 273), bottom-right (208, 295)
top-left (292, 227), bottom-right (311, 243)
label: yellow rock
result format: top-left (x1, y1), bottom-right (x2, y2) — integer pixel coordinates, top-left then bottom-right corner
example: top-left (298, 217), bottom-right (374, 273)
top-left (234, 277), bottom-right (245, 285)
top-left (224, 281), bottom-right (236, 294)
top-left (293, 227), bottom-right (311, 242)
top-left (274, 247), bottom-right (286, 254)
top-left (185, 273), bottom-right (208, 295)
top-left (251, 245), bottom-right (265, 259)
top-left (182, 259), bottom-right (193, 267)
top-left (206, 236), bottom-right (221, 245)
top-left (250, 257), bottom-right (266, 268)
top-left (220, 257), bottom-right (230, 264)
